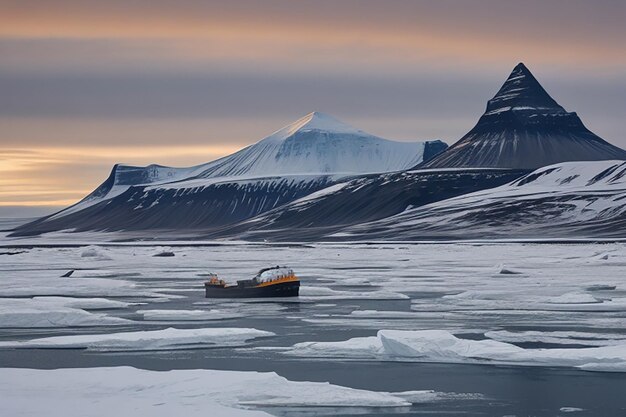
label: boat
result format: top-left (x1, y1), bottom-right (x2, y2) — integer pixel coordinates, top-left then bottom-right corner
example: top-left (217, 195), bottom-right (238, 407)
top-left (204, 266), bottom-right (300, 298)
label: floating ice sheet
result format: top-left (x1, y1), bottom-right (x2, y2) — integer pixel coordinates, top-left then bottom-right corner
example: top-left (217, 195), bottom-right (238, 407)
top-left (0, 276), bottom-right (160, 298)
top-left (349, 309), bottom-right (420, 318)
top-left (0, 366), bottom-right (458, 417)
top-left (0, 298), bottom-right (131, 328)
top-left (299, 286), bottom-right (409, 300)
top-left (137, 309), bottom-right (243, 321)
top-left (287, 329), bottom-right (626, 372)
top-left (547, 292), bottom-right (602, 304)
top-left (560, 407), bottom-right (584, 413)
top-left (32, 296), bottom-right (135, 310)
top-left (80, 245), bottom-right (112, 260)
top-left (485, 330), bottom-right (626, 347)
top-left (435, 290), bottom-right (625, 312)
top-left (0, 327), bottom-right (274, 351)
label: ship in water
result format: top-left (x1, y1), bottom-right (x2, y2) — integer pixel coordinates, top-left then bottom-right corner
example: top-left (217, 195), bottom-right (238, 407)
top-left (204, 266), bottom-right (300, 298)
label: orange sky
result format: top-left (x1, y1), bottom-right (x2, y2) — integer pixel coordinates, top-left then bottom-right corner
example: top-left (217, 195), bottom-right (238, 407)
top-left (1, 0), bottom-right (625, 214)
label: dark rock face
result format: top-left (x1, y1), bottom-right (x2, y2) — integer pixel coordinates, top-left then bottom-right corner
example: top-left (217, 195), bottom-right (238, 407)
top-left (484, 62), bottom-right (562, 113)
top-left (11, 176), bottom-right (337, 237)
top-left (420, 63), bottom-right (626, 169)
top-left (421, 140), bottom-right (449, 163)
top-left (204, 169), bottom-right (528, 241)
top-left (339, 161), bottom-right (626, 241)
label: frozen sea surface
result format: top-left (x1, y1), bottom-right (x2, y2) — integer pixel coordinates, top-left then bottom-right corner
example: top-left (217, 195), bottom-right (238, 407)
top-left (1, 242), bottom-right (625, 416)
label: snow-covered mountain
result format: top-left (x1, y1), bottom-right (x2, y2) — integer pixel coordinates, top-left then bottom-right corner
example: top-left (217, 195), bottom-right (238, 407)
top-left (12, 112), bottom-right (444, 236)
top-left (67, 112), bottom-right (445, 213)
top-left (193, 112), bottom-right (445, 178)
top-left (419, 63), bottom-right (626, 169)
top-left (338, 160), bottom-right (626, 241)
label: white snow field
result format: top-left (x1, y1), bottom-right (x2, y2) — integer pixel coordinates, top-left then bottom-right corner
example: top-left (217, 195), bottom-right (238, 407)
top-left (0, 367), bottom-right (432, 417)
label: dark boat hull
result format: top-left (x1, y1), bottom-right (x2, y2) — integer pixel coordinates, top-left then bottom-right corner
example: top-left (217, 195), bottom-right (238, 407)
top-left (205, 280), bottom-right (300, 298)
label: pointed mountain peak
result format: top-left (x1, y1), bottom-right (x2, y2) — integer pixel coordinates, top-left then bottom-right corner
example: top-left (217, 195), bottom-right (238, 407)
top-left (512, 62), bottom-right (531, 75)
top-left (485, 62), bottom-right (565, 115)
top-left (288, 111), bottom-right (365, 135)
top-left (262, 112), bottom-right (367, 143)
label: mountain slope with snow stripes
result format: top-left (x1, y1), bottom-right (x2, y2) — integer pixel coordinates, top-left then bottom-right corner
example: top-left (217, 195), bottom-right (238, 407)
top-left (338, 160), bottom-right (626, 240)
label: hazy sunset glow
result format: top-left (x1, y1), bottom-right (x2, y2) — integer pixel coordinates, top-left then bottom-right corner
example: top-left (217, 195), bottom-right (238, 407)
top-left (1, 0), bottom-right (625, 215)
top-left (0, 145), bottom-right (240, 208)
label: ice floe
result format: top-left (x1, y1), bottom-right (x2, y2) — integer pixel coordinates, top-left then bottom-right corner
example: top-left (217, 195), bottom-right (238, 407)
top-left (585, 284), bottom-right (617, 291)
top-left (0, 275), bottom-right (164, 298)
top-left (560, 407), bottom-right (584, 413)
top-left (495, 263), bottom-right (523, 275)
top-left (0, 367), bottom-right (422, 417)
top-left (300, 309), bottom-right (425, 328)
top-left (547, 292), bottom-right (602, 304)
top-left (577, 362), bottom-right (626, 372)
top-left (0, 298), bottom-right (131, 328)
top-left (152, 247), bottom-right (176, 257)
top-left (80, 245), bottom-right (112, 260)
top-left (299, 286), bottom-right (409, 300)
top-left (349, 309), bottom-right (419, 318)
top-left (0, 327), bottom-right (273, 351)
top-left (485, 330), bottom-right (626, 347)
top-left (137, 309), bottom-right (243, 321)
top-left (435, 290), bottom-right (625, 313)
top-left (287, 329), bottom-right (626, 372)
top-left (32, 296), bottom-right (134, 310)
top-left (290, 335), bottom-right (384, 358)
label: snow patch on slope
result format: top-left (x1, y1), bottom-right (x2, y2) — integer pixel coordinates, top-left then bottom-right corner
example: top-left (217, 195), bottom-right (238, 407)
top-left (263, 111), bottom-right (367, 142)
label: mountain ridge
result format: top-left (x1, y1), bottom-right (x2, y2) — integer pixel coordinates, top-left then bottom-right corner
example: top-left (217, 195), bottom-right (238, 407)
top-left (11, 112), bottom-right (444, 237)
top-left (50, 112), bottom-right (444, 218)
